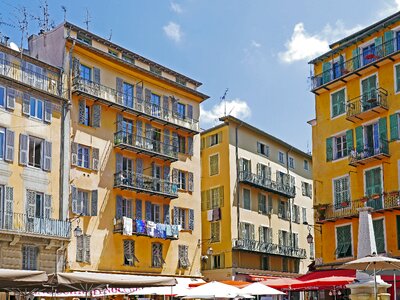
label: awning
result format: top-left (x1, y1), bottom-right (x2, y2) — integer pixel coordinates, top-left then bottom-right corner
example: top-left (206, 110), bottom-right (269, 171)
top-left (35, 288), bottom-right (138, 298)
top-left (189, 280), bottom-right (250, 288)
top-left (290, 276), bottom-right (355, 290)
top-left (247, 275), bottom-right (275, 282)
top-left (130, 278), bottom-right (205, 296)
top-left (260, 278), bottom-right (302, 290)
top-left (296, 269), bottom-right (356, 281)
top-left (0, 269), bottom-right (48, 290)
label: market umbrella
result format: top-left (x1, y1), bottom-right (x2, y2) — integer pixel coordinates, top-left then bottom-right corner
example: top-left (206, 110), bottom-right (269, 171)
top-left (178, 281), bottom-right (243, 298)
top-left (240, 282), bottom-right (285, 295)
top-left (290, 276), bottom-right (355, 290)
top-left (260, 278), bottom-right (302, 290)
top-left (341, 255), bottom-right (400, 300)
top-left (0, 269), bottom-right (48, 289)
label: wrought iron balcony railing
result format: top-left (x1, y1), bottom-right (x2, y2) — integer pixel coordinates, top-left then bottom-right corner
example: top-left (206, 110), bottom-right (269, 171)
top-left (114, 171), bottom-right (178, 199)
top-left (349, 139), bottom-right (389, 166)
top-left (0, 58), bottom-right (62, 97)
top-left (310, 36), bottom-right (400, 90)
top-left (114, 217), bottom-right (179, 239)
top-left (316, 190), bottom-right (400, 222)
top-left (114, 131), bottom-right (178, 161)
top-left (346, 88), bottom-right (388, 121)
top-left (238, 171), bottom-right (295, 198)
top-left (73, 77), bottom-right (199, 132)
top-left (232, 238), bottom-right (307, 259)
top-left (0, 211), bottom-right (70, 239)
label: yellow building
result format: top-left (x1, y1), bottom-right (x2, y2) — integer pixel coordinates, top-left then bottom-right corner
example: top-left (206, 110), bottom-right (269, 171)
top-left (309, 12), bottom-right (400, 268)
top-left (0, 43), bottom-right (69, 272)
top-left (29, 22), bottom-right (208, 276)
top-left (200, 116), bottom-right (313, 281)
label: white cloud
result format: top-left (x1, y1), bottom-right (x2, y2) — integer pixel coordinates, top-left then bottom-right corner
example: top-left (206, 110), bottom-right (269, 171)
top-left (163, 22), bottom-right (182, 43)
top-left (170, 2), bottom-right (183, 13)
top-left (200, 98), bottom-right (251, 126)
top-left (378, 0), bottom-right (400, 17)
top-left (251, 40), bottom-right (261, 48)
top-left (279, 21), bottom-right (363, 64)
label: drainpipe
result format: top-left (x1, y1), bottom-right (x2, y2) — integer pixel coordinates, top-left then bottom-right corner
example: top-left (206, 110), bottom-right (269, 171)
top-left (235, 122), bottom-right (243, 240)
top-left (286, 147), bottom-right (294, 249)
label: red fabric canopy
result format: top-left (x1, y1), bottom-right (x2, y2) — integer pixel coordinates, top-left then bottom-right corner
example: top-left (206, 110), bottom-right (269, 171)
top-left (261, 278), bottom-right (302, 289)
top-left (290, 276), bottom-right (355, 290)
top-left (296, 269), bottom-right (356, 281)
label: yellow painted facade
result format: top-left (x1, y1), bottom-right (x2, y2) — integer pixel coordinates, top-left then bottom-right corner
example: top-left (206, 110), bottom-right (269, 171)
top-left (200, 116), bottom-right (313, 281)
top-left (29, 22), bottom-right (208, 276)
top-left (310, 12), bottom-right (400, 267)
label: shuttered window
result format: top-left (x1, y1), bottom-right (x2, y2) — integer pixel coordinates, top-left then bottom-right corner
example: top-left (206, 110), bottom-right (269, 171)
top-left (22, 246), bottom-right (38, 270)
top-left (0, 127), bottom-right (4, 160)
top-left (257, 142), bottom-right (269, 156)
top-left (27, 136), bottom-right (43, 168)
top-left (334, 134), bottom-right (348, 159)
top-left (395, 64), bottom-right (400, 93)
top-left (211, 221), bottom-right (220, 242)
top-left (243, 189), bottom-right (251, 210)
top-left (209, 154), bottom-right (219, 176)
top-left (123, 240), bottom-right (138, 266)
top-left (72, 187), bottom-right (98, 216)
top-left (373, 219), bottom-right (385, 254)
top-left (212, 253), bottom-right (224, 269)
top-left (331, 89), bottom-right (345, 117)
top-left (76, 234), bottom-right (91, 263)
top-left (301, 182), bottom-right (313, 197)
top-left (152, 243), bottom-right (164, 268)
top-left (178, 245), bottom-right (190, 269)
top-left (0, 86), bottom-right (4, 107)
top-left (201, 186), bottom-right (224, 210)
top-left (335, 225), bottom-right (352, 258)
top-left (333, 176), bottom-right (350, 209)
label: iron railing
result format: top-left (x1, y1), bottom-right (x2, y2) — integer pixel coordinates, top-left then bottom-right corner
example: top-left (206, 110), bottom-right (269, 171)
top-left (73, 77), bottom-right (199, 131)
top-left (114, 218), bottom-right (179, 239)
top-left (114, 171), bottom-right (178, 198)
top-left (0, 211), bottom-right (70, 239)
top-left (232, 238), bottom-right (307, 259)
top-left (0, 58), bottom-right (62, 96)
top-left (316, 191), bottom-right (400, 222)
top-left (238, 171), bottom-right (296, 198)
top-left (346, 88), bottom-right (388, 118)
top-left (311, 36), bottom-right (400, 90)
top-left (114, 131), bottom-right (178, 160)
top-left (349, 139), bottom-right (389, 165)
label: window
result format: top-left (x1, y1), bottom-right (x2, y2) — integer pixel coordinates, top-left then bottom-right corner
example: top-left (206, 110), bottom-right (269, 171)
top-left (176, 77), bottom-right (187, 86)
top-left (333, 176), bottom-right (350, 209)
top-left (304, 159), bottom-right (309, 171)
top-left (178, 245), bottom-right (190, 268)
top-left (301, 182), bottom-right (312, 198)
top-left (365, 167), bottom-right (383, 210)
top-left (122, 54), bottom-right (134, 64)
top-left (362, 43), bottom-right (376, 66)
top-left (395, 64), bottom-right (400, 93)
top-left (258, 193), bottom-right (266, 214)
top-left (175, 207), bottom-right (188, 229)
top-left (282, 257), bottom-right (289, 272)
top-left (178, 135), bottom-right (186, 154)
top-left (152, 243), bottom-right (164, 267)
top-left (241, 222), bottom-right (254, 240)
top-left (151, 93), bottom-right (161, 116)
top-left (22, 246), bottom-right (38, 270)
top-left (0, 86), bottom-right (4, 107)
top-left (278, 200), bottom-right (289, 220)
top-left (26, 190), bottom-right (51, 220)
top-left (80, 64), bottom-right (91, 81)
top-left (209, 154), bottom-right (219, 176)
top-left (77, 33), bottom-right (92, 45)
top-left (335, 225), bottom-right (352, 258)
top-left (302, 207), bottom-right (307, 223)
top-left (201, 186), bottom-right (224, 210)
top-left (210, 133), bottom-right (221, 146)
top-left (292, 205), bottom-right (300, 223)
top-left (0, 127), bottom-right (4, 159)
top-left (259, 226), bottom-right (272, 244)
top-left (123, 82), bottom-right (134, 108)
top-left (278, 151), bottom-right (285, 164)
top-left (151, 204), bottom-right (161, 223)
top-left (211, 221), bottom-right (220, 242)
top-left (243, 189), bottom-right (251, 210)
top-left (123, 240), bottom-right (138, 266)
top-left (279, 230), bottom-right (290, 247)
top-left (108, 49), bottom-right (119, 57)
top-left (373, 219), bottom-right (385, 254)
top-left (289, 157), bottom-right (295, 169)
top-left (331, 89), bottom-right (345, 118)
top-left (117, 196), bottom-right (132, 219)
top-left (261, 256), bottom-right (269, 270)
top-left (334, 134), bottom-right (348, 160)
top-left (257, 142), bottom-right (269, 157)
top-left (77, 190), bottom-right (89, 216)
top-left (178, 171), bottom-right (186, 190)
top-left (77, 144), bottom-right (90, 168)
top-left (361, 75), bottom-right (377, 108)
top-left (177, 103), bottom-right (186, 119)
top-left (76, 234), bottom-right (91, 263)
top-left (150, 65), bottom-right (162, 76)
top-left (28, 136), bottom-right (43, 168)
top-left (29, 97), bottom-right (43, 120)
top-left (84, 105), bottom-right (91, 126)
top-left (212, 254), bottom-right (223, 269)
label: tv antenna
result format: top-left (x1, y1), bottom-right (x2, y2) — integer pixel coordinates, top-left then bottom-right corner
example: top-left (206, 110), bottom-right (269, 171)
top-left (108, 29), bottom-right (112, 41)
top-left (18, 6), bottom-right (28, 55)
top-left (39, 0), bottom-right (50, 32)
top-left (220, 88), bottom-right (229, 116)
top-left (84, 8), bottom-right (91, 31)
top-left (61, 6), bottom-right (67, 22)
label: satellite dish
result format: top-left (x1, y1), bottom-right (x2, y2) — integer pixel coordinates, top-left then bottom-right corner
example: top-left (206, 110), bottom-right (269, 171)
top-left (9, 42), bottom-right (20, 52)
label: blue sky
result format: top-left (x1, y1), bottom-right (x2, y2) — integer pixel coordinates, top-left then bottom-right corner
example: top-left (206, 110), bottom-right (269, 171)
top-left (1, 0), bottom-right (399, 152)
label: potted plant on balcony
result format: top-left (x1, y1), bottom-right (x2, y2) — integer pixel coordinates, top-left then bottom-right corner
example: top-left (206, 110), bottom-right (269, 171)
top-left (341, 201), bottom-right (349, 208)
top-left (372, 193), bottom-right (381, 200)
top-left (315, 204), bottom-right (328, 221)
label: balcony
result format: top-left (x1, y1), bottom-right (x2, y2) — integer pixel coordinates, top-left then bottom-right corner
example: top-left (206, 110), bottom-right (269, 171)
top-left (346, 88), bottom-right (388, 122)
top-left (232, 238), bottom-right (307, 259)
top-left (0, 211), bottom-right (70, 239)
top-left (114, 218), bottom-right (179, 239)
top-left (0, 58), bottom-right (61, 97)
top-left (72, 77), bottom-right (199, 133)
top-left (349, 139), bottom-right (389, 166)
top-left (310, 36), bottom-right (400, 93)
top-left (114, 171), bottom-right (178, 199)
top-left (316, 191), bottom-right (400, 223)
top-left (238, 171), bottom-right (295, 198)
top-left (114, 131), bottom-right (178, 162)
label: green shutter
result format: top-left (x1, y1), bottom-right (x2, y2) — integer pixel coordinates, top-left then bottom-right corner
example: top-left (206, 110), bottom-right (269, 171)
top-left (384, 30), bottom-right (394, 54)
top-left (373, 219), bottom-right (385, 253)
top-left (355, 126), bottom-right (364, 152)
top-left (396, 65), bottom-right (400, 93)
top-left (331, 92), bottom-right (339, 117)
top-left (326, 137), bottom-right (333, 162)
top-left (390, 113), bottom-right (399, 141)
top-left (339, 55), bottom-right (344, 70)
top-left (397, 215), bottom-right (400, 249)
top-left (379, 117), bottom-right (388, 142)
top-left (346, 129), bottom-right (354, 154)
top-left (375, 37), bottom-right (383, 57)
top-left (352, 48), bottom-right (360, 70)
top-left (322, 62), bottom-right (331, 84)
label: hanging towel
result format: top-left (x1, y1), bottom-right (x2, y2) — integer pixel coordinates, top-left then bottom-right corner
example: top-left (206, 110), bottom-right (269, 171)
top-left (213, 208), bottom-right (221, 221)
top-left (122, 217), bottom-right (133, 236)
top-left (147, 221), bottom-right (156, 236)
top-left (207, 209), bottom-right (213, 221)
top-left (166, 224), bottom-right (172, 237)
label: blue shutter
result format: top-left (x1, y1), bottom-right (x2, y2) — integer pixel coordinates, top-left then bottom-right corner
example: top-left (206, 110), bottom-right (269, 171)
top-left (145, 201), bottom-right (152, 221)
top-left (135, 199), bottom-right (142, 219)
top-left (116, 196), bottom-right (123, 219)
top-left (173, 207), bottom-right (179, 225)
top-left (163, 204), bottom-right (170, 224)
top-left (136, 158), bottom-right (143, 187)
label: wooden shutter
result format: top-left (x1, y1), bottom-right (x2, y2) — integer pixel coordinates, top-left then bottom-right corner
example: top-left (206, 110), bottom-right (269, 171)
top-left (116, 77), bottom-right (123, 104)
top-left (172, 169), bottom-right (178, 184)
top-left (187, 104), bottom-right (193, 120)
top-left (145, 123), bottom-right (152, 148)
top-left (91, 190), bottom-right (98, 216)
top-left (4, 129), bottom-right (14, 162)
top-left (172, 132), bottom-right (178, 152)
top-left (189, 209), bottom-right (194, 230)
top-left (19, 134), bottom-right (28, 166)
top-left (144, 88), bottom-right (151, 114)
top-left (42, 140), bottom-right (52, 171)
top-left (126, 199), bottom-right (133, 218)
top-left (93, 67), bottom-right (100, 84)
top-left (173, 207), bottom-right (179, 225)
top-left (26, 190), bottom-right (36, 218)
top-left (171, 96), bottom-right (178, 115)
top-left (92, 147), bottom-right (99, 171)
top-left (84, 235), bottom-right (91, 263)
top-left (188, 172), bottom-right (194, 192)
top-left (44, 194), bottom-right (52, 219)
top-left (322, 62), bottom-right (331, 84)
top-left (72, 57), bottom-right (80, 78)
top-left (78, 99), bottom-right (86, 124)
top-left (373, 219), bottom-right (385, 253)
top-left (352, 48), bottom-right (360, 70)
top-left (136, 120), bottom-right (143, 144)
top-left (136, 85), bottom-right (143, 110)
top-left (115, 153), bottom-right (122, 174)
top-left (346, 129), bottom-right (354, 153)
top-left (163, 129), bottom-right (170, 154)
top-left (6, 88), bottom-right (15, 110)
top-left (4, 187), bottom-right (13, 229)
top-left (116, 195), bottom-right (123, 219)
top-left (22, 93), bottom-right (30, 115)
top-left (355, 126), bottom-right (364, 152)
top-left (375, 37), bottom-right (382, 56)
top-left (116, 114), bottom-right (123, 133)
top-left (201, 190), bottom-right (210, 211)
top-left (136, 199), bottom-right (142, 219)
top-left (136, 158), bottom-right (143, 186)
top-left (71, 142), bottom-right (78, 166)
top-left (71, 186), bottom-right (78, 214)
top-left (384, 30), bottom-right (394, 54)
top-left (163, 204), bottom-right (170, 224)
top-left (44, 100), bottom-right (52, 123)
top-left (326, 137), bottom-right (333, 162)
top-left (162, 95), bottom-right (169, 118)
top-left (145, 201), bottom-right (151, 220)
top-left (188, 136), bottom-right (193, 155)
top-left (390, 114), bottom-right (399, 141)
top-left (76, 235), bottom-right (83, 262)
top-left (92, 104), bottom-right (101, 128)
top-left (379, 117), bottom-right (388, 142)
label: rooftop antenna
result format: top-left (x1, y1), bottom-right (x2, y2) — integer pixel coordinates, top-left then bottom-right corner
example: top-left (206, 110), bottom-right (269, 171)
top-left (39, 0), bottom-right (50, 32)
top-left (84, 8), bottom-right (91, 31)
top-left (220, 88), bottom-right (229, 116)
top-left (18, 6), bottom-right (28, 56)
top-left (61, 6), bottom-right (67, 22)
top-left (108, 29), bottom-right (112, 41)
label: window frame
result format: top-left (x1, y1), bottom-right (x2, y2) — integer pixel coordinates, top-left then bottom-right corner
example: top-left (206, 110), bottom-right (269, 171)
top-left (394, 62), bottom-right (400, 94)
top-left (0, 127), bottom-right (4, 160)
top-left (177, 171), bottom-right (186, 190)
top-left (178, 135), bottom-right (186, 154)
top-left (359, 72), bottom-right (379, 102)
top-left (278, 151), bottom-right (285, 164)
top-left (22, 245), bottom-right (38, 270)
top-left (209, 153), bottom-right (219, 176)
top-left (123, 239), bottom-right (138, 266)
top-left (151, 242), bottom-right (164, 268)
top-left (80, 64), bottom-right (92, 81)
top-left (210, 221), bottom-right (221, 242)
top-left (77, 144), bottom-right (90, 169)
top-left (176, 102), bottom-right (186, 119)
top-left (0, 85), bottom-right (5, 108)
top-left (304, 159), bottom-right (309, 171)
top-left (363, 165), bottom-right (383, 198)
top-left (373, 217), bottom-right (386, 254)
top-left (28, 136), bottom-right (43, 169)
top-left (29, 97), bottom-right (44, 120)
top-left (288, 156), bottom-right (295, 169)
top-left (332, 175), bottom-right (351, 209)
top-left (333, 132), bottom-right (348, 160)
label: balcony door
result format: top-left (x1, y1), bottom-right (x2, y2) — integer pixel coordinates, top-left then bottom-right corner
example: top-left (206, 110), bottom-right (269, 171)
top-left (26, 191), bottom-right (48, 234)
top-left (365, 167), bottom-right (383, 210)
top-left (152, 128), bottom-right (161, 153)
top-left (151, 94), bottom-right (161, 117)
top-left (122, 118), bottom-right (133, 144)
top-left (361, 75), bottom-right (377, 110)
top-left (364, 123), bottom-right (380, 156)
top-left (153, 164), bottom-right (162, 192)
top-left (241, 158), bottom-right (251, 179)
top-left (362, 44), bottom-right (376, 65)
